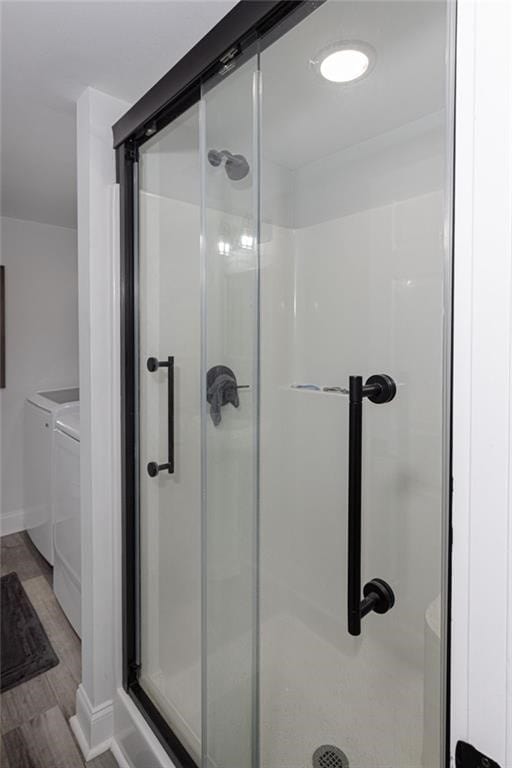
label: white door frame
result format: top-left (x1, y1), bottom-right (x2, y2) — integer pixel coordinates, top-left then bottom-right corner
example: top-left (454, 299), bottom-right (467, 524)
top-left (451, 0), bottom-right (512, 763)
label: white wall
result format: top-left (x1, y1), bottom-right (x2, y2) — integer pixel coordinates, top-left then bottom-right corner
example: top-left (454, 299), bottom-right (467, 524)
top-left (0, 216), bottom-right (78, 534)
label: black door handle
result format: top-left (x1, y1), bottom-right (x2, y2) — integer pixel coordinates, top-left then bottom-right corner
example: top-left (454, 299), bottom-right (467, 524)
top-left (146, 356), bottom-right (174, 477)
top-left (347, 374), bottom-right (396, 636)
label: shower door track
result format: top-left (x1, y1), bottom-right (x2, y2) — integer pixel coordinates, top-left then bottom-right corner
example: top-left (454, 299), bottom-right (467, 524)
top-left (115, 1), bottom-right (455, 766)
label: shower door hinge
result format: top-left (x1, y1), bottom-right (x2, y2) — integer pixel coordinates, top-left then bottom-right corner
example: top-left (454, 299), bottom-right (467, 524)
top-left (456, 741), bottom-right (501, 768)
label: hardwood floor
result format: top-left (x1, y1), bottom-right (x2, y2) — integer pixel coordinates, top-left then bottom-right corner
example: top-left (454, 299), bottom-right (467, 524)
top-left (0, 533), bottom-right (118, 768)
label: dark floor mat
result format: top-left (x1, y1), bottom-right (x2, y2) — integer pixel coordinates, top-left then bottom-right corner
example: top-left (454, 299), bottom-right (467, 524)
top-left (0, 572), bottom-right (59, 692)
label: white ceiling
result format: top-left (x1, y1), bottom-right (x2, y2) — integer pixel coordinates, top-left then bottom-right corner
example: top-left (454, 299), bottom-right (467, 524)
top-left (0, 0), bottom-right (237, 228)
top-left (260, 0), bottom-right (447, 169)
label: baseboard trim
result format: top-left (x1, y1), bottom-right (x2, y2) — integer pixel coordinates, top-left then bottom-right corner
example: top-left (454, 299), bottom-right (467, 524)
top-left (0, 509), bottom-right (25, 537)
top-left (70, 684), bottom-right (114, 761)
top-left (70, 714), bottom-right (112, 761)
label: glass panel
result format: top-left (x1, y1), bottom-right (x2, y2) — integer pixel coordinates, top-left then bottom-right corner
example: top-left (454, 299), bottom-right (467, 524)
top-left (258, 2), bottom-right (451, 767)
top-left (201, 51), bottom-right (260, 768)
top-left (133, 2), bottom-right (452, 765)
top-left (138, 103), bottom-right (202, 761)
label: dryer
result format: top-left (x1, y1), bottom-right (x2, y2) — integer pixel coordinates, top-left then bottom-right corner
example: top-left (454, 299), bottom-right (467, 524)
top-left (24, 387), bottom-right (79, 563)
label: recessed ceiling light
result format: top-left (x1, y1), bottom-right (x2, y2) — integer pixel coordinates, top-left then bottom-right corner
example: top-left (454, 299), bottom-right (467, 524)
top-left (311, 42), bottom-right (375, 84)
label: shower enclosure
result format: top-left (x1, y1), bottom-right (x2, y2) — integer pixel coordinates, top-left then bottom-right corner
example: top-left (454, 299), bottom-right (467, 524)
top-left (115, 1), bottom-right (455, 766)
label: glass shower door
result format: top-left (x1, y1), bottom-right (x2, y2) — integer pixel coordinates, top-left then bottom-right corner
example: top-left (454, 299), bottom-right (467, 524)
top-left (131, 0), bottom-right (453, 765)
top-left (201, 1), bottom-right (452, 766)
top-left (137, 103), bottom-right (202, 762)
top-left (201, 50), bottom-right (260, 768)
top-left (256, 2), bottom-right (452, 766)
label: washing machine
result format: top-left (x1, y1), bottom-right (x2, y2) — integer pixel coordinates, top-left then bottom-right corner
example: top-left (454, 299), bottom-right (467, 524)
top-left (24, 388), bottom-right (79, 564)
top-left (52, 405), bottom-right (81, 635)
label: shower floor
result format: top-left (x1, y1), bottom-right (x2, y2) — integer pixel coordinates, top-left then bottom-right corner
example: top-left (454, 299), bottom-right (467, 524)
top-left (260, 611), bottom-right (423, 768)
top-left (142, 606), bottom-right (425, 768)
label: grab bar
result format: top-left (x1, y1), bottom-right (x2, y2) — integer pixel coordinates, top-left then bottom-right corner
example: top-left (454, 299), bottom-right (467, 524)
top-left (146, 356), bottom-right (174, 477)
top-left (347, 374), bottom-right (396, 636)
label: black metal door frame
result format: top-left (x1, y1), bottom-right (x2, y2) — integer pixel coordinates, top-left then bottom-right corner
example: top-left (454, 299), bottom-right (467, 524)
top-left (115, 1), bottom-right (455, 765)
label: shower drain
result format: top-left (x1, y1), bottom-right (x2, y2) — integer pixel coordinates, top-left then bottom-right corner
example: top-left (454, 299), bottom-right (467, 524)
top-left (312, 745), bottom-right (349, 768)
